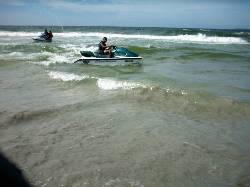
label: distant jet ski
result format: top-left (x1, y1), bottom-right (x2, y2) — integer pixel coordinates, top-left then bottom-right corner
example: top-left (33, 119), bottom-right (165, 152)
top-left (32, 31), bottom-right (53, 42)
top-left (74, 46), bottom-right (142, 65)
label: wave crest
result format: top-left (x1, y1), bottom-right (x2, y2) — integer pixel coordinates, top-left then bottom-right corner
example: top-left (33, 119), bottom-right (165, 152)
top-left (97, 78), bottom-right (146, 90)
top-left (48, 71), bottom-right (90, 81)
top-left (0, 31), bottom-right (247, 44)
top-left (45, 71), bottom-right (250, 119)
top-left (54, 32), bottom-right (249, 44)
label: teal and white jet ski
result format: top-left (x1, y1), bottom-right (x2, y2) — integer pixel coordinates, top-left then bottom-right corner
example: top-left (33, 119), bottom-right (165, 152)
top-left (74, 46), bottom-right (142, 65)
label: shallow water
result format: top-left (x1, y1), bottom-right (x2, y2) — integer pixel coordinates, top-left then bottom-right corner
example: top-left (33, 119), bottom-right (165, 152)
top-left (0, 26), bottom-right (250, 187)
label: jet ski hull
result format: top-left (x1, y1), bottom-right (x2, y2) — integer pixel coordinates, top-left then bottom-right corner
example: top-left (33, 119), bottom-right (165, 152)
top-left (75, 47), bottom-right (142, 65)
top-left (32, 37), bottom-right (52, 42)
top-left (75, 56), bottom-right (142, 65)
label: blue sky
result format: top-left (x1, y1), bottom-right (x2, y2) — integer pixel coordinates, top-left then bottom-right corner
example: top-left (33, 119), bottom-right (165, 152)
top-left (0, 0), bottom-right (250, 29)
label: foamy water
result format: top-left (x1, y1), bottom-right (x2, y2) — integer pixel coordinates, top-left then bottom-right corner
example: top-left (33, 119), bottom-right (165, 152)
top-left (48, 71), bottom-right (90, 81)
top-left (0, 31), bottom-right (248, 44)
top-left (48, 70), bottom-right (146, 90)
top-left (97, 78), bottom-right (146, 90)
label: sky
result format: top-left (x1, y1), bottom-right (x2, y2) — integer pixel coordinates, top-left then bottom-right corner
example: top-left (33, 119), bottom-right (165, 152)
top-left (0, 0), bottom-right (250, 29)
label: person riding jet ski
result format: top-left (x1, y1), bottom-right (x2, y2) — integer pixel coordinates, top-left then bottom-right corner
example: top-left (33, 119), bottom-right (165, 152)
top-left (47, 30), bottom-right (53, 40)
top-left (98, 37), bottom-right (112, 58)
top-left (41, 29), bottom-right (49, 39)
top-left (32, 29), bottom-right (53, 42)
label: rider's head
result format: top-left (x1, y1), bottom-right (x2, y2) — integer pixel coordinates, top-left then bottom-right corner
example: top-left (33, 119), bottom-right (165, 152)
top-left (103, 37), bottom-right (107, 42)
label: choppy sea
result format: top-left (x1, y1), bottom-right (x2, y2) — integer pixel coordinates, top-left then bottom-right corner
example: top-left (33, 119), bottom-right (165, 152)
top-left (0, 26), bottom-right (250, 187)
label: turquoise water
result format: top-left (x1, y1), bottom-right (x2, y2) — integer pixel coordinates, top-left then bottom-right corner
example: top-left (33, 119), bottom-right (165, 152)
top-left (0, 26), bottom-right (250, 187)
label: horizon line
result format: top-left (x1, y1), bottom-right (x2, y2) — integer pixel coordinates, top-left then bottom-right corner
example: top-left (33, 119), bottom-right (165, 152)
top-left (0, 24), bottom-right (250, 31)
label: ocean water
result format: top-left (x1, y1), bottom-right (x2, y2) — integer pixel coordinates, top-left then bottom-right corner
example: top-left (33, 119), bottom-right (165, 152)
top-left (0, 26), bottom-right (250, 187)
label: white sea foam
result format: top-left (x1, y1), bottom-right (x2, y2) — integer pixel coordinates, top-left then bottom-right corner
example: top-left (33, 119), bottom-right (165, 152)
top-left (59, 44), bottom-right (98, 53)
top-left (48, 70), bottom-right (146, 90)
top-left (234, 32), bottom-right (249, 35)
top-left (4, 52), bottom-right (24, 57)
top-left (0, 31), bottom-right (39, 37)
top-left (56, 32), bottom-right (247, 44)
top-left (32, 61), bottom-right (52, 66)
top-left (97, 78), bottom-right (146, 90)
top-left (48, 54), bottom-right (69, 63)
top-left (31, 52), bottom-right (73, 66)
top-left (235, 32), bottom-right (243, 35)
top-left (0, 51), bottom-right (59, 62)
top-left (0, 31), bottom-right (247, 44)
top-left (0, 52), bottom-right (28, 60)
top-left (199, 29), bottom-right (211, 32)
top-left (48, 71), bottom-right (90, 81)
top-left (47, 71), bottom-right (172, 93)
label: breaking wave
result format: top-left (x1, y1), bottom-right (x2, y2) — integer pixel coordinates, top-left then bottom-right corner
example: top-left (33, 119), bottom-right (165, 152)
top-left (48, 71), bottom-right (90, 81)
top-left (97, 78), bottom-right (146, 90)
top-left (54, 32), bottom-right (249, 44)
top-left (0, 31), bottom-right (39, 37)
top-left (30, 52), bottom-right (75, 66)
top-left (46, 70), bottom-right (250, 120)
top-left (47, 71), bottom-right (146, 90)
top-left (0, 31), bottom-right (247, 44)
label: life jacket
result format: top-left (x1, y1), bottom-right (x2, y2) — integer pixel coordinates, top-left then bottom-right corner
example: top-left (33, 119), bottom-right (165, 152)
top-left (98, 41), bottom-right (106, 51)
top-left (48, 32), bottom-right (53, 39)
